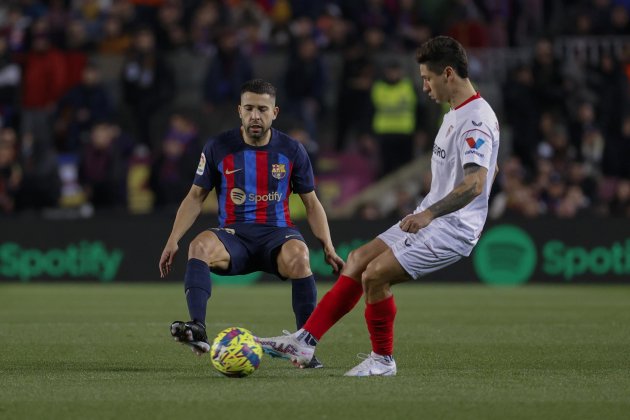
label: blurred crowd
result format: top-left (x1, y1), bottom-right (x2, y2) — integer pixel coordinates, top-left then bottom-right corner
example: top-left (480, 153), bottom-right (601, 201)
top-left (0, 0), bottom-right (629, 218)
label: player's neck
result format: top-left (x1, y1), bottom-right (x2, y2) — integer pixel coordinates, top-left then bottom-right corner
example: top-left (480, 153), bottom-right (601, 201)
top-left (241, 126), bottom-right (271, 147)
top-left (448, 79), bottom-right (477, 110)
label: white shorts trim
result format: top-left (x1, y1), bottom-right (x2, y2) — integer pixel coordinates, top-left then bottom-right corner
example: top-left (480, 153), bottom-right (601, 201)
top-left (377, 221), bottom-right (463, 280)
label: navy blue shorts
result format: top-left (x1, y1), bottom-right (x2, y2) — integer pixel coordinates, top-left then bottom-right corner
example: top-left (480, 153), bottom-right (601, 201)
top-left (209, 223), bottom-right (305, 279)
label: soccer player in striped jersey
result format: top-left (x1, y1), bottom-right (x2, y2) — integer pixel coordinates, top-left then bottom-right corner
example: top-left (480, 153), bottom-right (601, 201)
top-left (159, 79), bottom-right (344, 368)
top-left (259, 36), bottom-right (500, 376)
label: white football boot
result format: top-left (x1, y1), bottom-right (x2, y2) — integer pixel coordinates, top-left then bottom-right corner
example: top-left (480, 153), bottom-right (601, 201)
top-left (257, 329), bottom-right (315, 367)
top-left (343, 352), bottom-right (397, 377)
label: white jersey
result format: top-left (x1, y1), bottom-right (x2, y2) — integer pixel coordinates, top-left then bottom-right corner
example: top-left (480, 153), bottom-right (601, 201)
top-left (417, 94), bottom-right (499, 256)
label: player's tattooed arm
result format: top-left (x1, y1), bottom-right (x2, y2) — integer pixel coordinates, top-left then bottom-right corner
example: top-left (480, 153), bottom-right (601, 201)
top-left (399, 164), bottom-right (487, 233)
top-left (426, 163), bottom-right (486, 219)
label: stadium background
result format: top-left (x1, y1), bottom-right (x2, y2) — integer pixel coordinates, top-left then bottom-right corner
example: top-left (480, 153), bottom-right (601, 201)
top-left (1, 2), bottom-right (629, 420)
top-left (0, 0), bottom-right (628, 284)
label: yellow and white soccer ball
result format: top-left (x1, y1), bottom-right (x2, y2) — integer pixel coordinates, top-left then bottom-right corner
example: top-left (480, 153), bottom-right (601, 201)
top-left (210, 327), bottom-right (263, 378)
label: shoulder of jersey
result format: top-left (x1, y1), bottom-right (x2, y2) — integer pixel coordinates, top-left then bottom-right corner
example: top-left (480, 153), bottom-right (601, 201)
top-left (203, 128), bottom-right (240, 151)
top-left (275, 129), bottom-right (301, 150)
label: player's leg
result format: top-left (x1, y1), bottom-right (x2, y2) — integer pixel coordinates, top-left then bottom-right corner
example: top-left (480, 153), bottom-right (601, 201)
top-left (276, 239), bottom-right (316, 330)
top-left (185, 230), bottom-right (230, 325)
top-left (343, 249), bottom-right (409, 376)
top-left (345, 226), bottom-right (463, 376)
top-left (302, 238), bottom-right (390, 340)
top-left (259, 238), bottom-right (390, 366)
top-left (275, 238), bottom-right (327, 368)
top-left (171, 230), bottom-right (230, 355)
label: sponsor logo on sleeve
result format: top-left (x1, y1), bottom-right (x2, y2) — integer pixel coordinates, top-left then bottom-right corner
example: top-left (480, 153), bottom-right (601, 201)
top-left (465, 137), bottom-right (486, 158)
top-left (196, 153), bottom-right (206, 175)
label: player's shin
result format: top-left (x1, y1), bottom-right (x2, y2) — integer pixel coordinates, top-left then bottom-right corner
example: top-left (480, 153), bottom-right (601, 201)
top-left (365, 295), bottom-right (397, 356)
top-left (303, 274), bottom-right (363, 340)
top-left (291, 275), bottom-right (317, 329)
top-left (184, 258), bottom-right (212, 326)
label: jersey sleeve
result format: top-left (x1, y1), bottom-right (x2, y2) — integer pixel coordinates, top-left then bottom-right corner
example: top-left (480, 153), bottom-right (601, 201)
top-left (290, 143), bottom-right (315, 194)
top-left (193, 141), bottom-right (217, 190)
top-left (459, 123), bottom-right (493, 170)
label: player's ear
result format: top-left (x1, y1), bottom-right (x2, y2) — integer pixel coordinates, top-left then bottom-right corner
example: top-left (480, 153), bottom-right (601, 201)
top-left (273, 106), bottom-right (279, 120)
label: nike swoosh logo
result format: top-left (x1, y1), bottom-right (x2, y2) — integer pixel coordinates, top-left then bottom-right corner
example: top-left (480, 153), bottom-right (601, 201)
top-left (285, 234), bottom-right (300, 239)
top-left (225, 168), bottom-right (242, 175)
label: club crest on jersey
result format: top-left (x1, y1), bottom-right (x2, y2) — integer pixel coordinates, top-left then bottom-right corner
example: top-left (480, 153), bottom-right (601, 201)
top-left (196, 153), bottom-right (206, 175)
top-left (271, 163), bottom-right (287, 180)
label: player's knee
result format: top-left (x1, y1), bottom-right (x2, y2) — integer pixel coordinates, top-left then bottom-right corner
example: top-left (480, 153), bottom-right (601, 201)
top-left (347, 248), bottom-right (369, 272)
top-left (188, 238), bottom-right (212, 260)
top-left (283, 252), bottom-right (311, 278)
top-left (361, 261), bottom-right (385, 294)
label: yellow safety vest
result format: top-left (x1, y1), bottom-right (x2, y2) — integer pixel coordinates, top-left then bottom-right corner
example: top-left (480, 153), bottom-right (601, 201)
top-left (371, 78), bottom-right (417, 135)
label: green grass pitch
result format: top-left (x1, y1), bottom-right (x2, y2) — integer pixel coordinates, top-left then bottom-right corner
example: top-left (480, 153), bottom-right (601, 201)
top-left (1, 283), bottom-right (629, 420)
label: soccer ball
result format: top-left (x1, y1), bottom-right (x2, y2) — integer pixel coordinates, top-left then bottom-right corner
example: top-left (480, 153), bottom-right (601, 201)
top-left (210, 327), bottom-right (263, 378)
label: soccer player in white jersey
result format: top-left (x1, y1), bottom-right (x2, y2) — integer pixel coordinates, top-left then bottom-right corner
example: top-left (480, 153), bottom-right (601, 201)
top-left (259, 36), bottom-right (500, 376)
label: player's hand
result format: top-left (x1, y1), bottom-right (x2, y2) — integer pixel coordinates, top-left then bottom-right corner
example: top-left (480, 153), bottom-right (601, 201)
top-left (159, 242), bottom-right (179, 278)
top-left (324, 247), bottom-right (345, 275)
top-left (399, 212), bottom-right (432, 233)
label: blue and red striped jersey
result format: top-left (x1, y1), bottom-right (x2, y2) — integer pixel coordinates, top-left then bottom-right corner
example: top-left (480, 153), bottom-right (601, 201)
top-left (193, 128), bottom-right (315, 227)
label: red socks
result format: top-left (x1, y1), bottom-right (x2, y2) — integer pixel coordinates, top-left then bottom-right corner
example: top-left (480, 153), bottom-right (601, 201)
top-left (365, 295), bottom-right (397, 356)
top-left (302, 274), bottom-right (397, 356)
top-left (303, 275), bottom-right (363, 340)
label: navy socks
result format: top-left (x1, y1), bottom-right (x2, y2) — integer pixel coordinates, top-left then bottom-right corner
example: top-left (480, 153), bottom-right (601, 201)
top-left (184, 258), bottom-right (211, 326)
top-left (291, 275), bottom-right (317, 329)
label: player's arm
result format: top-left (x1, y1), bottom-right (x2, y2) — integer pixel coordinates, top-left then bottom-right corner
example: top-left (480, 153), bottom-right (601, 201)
top-left (299, 191), bottom-right (344, 274)
top-left (159, 185), bottom-right (210, 277)
top-left (400, 163), bottom-right (487, 233)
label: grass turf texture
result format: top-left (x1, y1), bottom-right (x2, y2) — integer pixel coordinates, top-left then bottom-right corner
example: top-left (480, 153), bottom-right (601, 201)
top-left (1, 284), bottom-right (629, 420)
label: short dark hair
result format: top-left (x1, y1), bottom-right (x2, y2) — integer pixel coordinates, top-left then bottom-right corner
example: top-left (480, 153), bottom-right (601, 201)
top-left (416, 36), bottom-right (469, 78)
top-left (241, 79), bottom-right (276, 98)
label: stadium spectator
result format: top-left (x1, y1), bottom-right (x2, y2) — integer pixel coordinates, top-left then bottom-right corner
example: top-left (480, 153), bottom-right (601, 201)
top-left (370, 59), bottom-right (418, 177)
top-left (78, 121), bottom-right (129, 210)
top-left (283, 35), bottom-right (326, 141)
top-left (502, 64), bottom-right (541, 169)
top-left (0, 35), bottom-right (21, 129)
top-left (121, 26), bottom-right (175, 151)
top-left (334, 37), bottom-right (374, 151)
top-left (149, 113), bottom-right (199, 211)
top-left (53, 64), bottom-right (112, 152)
top-left (15, 131), bottom-right (61, 211)
top-left (61, 19), bottom-right (91, 93)
top-left (603, 114), bottom-right (630, 178)
top-left (0, 6), bottom-right (30, 53)
top-left (98, 15), bottom-right (132, 55)
top-left (609, 179), bottom-right (630, 217)
top-left (189, 0), bottom-right (225, 55)
top-left (202, 27), bottom-right (253, 132)
top-left (154, 1), bottom-right (187, 52)
top-left (531, 38), bottom-right (565, 115)
top-left (18, 29), bottom-right (67, 149)
top-left (0, 127), bottom-right (21, 214)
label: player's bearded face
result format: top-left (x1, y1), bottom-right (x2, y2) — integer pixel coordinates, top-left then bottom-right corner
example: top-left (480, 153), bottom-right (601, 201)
top-left (239, 93), bottom-right (278, 139)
